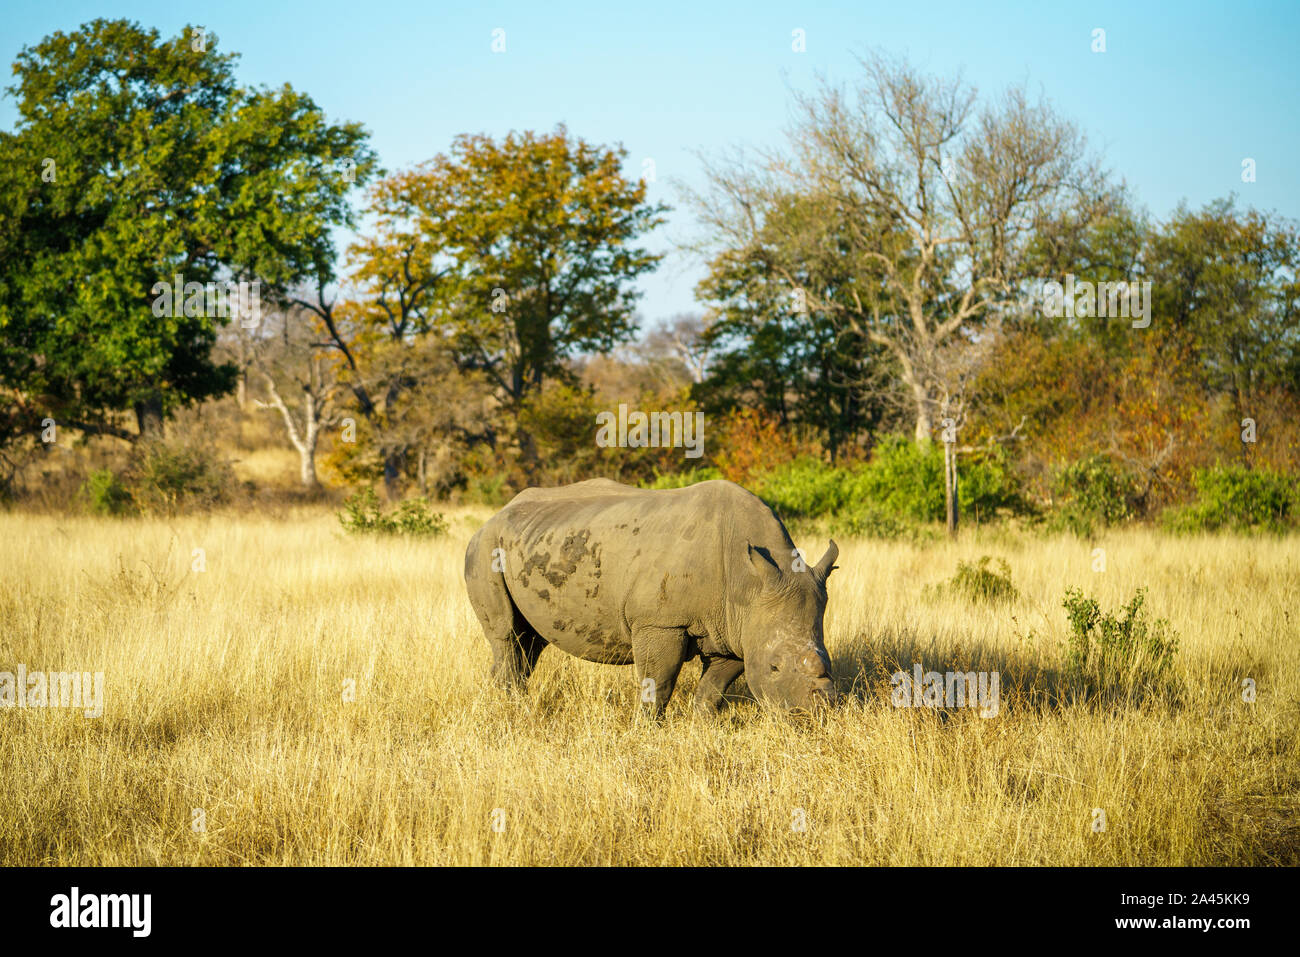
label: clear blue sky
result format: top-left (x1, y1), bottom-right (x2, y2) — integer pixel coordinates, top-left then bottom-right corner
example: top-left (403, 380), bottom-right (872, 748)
top-left (4, 0), bottom-right (1298, 329)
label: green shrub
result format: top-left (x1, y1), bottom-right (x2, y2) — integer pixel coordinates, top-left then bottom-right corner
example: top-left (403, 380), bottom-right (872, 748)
top-left (751, 438), bottom-right (1025, 529)
top-left (1161, 465), bottom-right (1298, 533)
top-left (753, 457), bottom-right (851, 517)
top-left (642, 466), bottom-right (724, 490)
top-left (955, 446), bottom-right (1031, 523)
top-left (339, 487), bottom-right (384, 532)
top-left (130, 439), bottom-right (234, 514)
top-left (1048, 455), bottom-right (1137, 537)
top-left (925, 555), bottom-right (1018, 604)
top-left (463, 474), bottom-right (512, 506)
top-left (339, 487), bottom-right (448, 537)
top-left (828, 500), bottom-right (912, 540)
top-left (80, 468), bottom-right (136, 516)
top-left (849, 437), bottom-right (945, 522)
top-left (1062, 587), bottom-right (1180, 700)
top-left (388, 497), bottom-right (449, 536)
top-left (853, 437), bottom-right (1024, 524)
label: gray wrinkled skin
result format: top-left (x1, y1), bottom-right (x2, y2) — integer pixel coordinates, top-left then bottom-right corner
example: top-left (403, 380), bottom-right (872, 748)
top-left (464, 478), bottom-right (839, 716)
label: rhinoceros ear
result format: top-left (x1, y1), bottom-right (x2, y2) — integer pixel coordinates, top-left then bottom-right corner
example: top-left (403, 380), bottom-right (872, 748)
top-left (746, 543), bottom-right (783, 590)
top-left (813, 539), bottom-right (839, 582)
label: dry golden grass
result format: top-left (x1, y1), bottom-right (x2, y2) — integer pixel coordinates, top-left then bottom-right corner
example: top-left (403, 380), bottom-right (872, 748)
top-left (227, 446), bottom-right (303, 489)
top-left (0, 508), bottom-right (1296, 865)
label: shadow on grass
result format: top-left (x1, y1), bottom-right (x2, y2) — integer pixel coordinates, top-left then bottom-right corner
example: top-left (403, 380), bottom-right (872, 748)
top-left (495, 623), bottom-right (1195, 723)
top-left (831, 626), bottom-right (1186, 716)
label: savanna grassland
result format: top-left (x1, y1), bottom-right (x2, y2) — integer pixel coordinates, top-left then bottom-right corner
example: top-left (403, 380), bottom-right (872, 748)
top-left (0, 508), bottom-right (1296, 865)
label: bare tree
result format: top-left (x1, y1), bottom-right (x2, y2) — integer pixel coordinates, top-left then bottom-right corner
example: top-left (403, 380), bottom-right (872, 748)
top-left (929, 330), bottom-right (997, 536)
top-left (637, 313), bottom-right (713, 386)
top-left (925, 319), bottom-right (1031, 535)
top-left (250, 306), bottom-right (345, 488)
top-left (688, 52), bottom-right (1109, 443)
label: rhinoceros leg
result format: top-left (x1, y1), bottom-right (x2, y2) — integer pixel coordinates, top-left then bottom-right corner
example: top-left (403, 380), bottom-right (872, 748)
top-left (694, 656), bottom-right (745, 716)
top-left (630, 625), bottom-right (689, 718)
top-left (488, 620), bottom-right (548, 693)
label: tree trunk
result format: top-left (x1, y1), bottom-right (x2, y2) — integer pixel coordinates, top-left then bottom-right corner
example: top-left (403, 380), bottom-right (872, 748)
top-left (298, 419), bottom-right (320, 489)
top-left (133, 397), bottom-right (164, 440)
top-left (911, 381), bottom-right (932, 444)
top-left (258, 373), bottom-right (322, 489)
top-left (515, 423), bottom-right (540, 485)
top-left (944, 440), bottom-right (959, 538)
top-left (383, 451), bottom-right (405, 501)
top-left (299, 446), bottom-right (319, 488)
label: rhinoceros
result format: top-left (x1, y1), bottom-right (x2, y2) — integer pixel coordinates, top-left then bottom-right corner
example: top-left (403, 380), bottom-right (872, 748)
top-left (463, 478), bottom-right (839, 716)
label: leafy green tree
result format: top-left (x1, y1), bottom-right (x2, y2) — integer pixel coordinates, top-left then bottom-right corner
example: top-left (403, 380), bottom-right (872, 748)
top-left (1015, 187), bottom-right (1149, 353)
top-left (336, 126), bottom-right (665, 485)
top-left (1146, 198), bottom-right (1300, 402)
top-left (694, 194), bottom-right (892, 459)
top-left (0, 19), bottom-right (376, 440)
top-left (433, 128), bottom-right (666, 409)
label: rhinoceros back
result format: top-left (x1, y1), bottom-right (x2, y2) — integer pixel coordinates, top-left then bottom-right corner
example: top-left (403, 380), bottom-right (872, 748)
top-left (475, 479), bottom-right (787, 664)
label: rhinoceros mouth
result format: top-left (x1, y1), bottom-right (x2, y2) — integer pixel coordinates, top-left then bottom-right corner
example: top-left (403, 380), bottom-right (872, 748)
top-left (796, 685), bottom-right (838, 712)
top-left (753, 674), bottom-right (838, 714)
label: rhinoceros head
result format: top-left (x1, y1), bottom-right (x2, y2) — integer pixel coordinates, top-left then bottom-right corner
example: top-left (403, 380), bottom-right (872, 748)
top-left (738, 540), bottom-right (840, 713)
